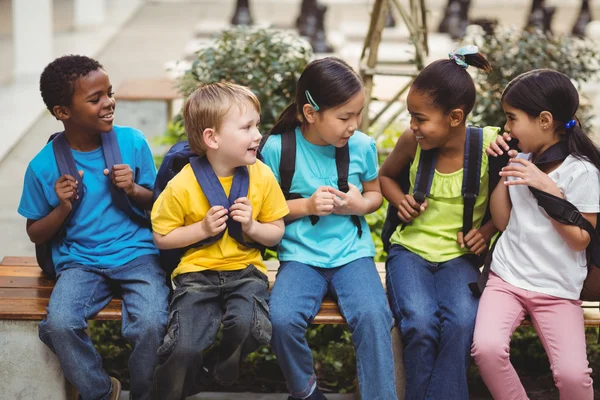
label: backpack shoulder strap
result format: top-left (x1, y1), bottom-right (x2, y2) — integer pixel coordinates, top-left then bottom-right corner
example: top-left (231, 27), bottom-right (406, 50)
top-left (279, 130), bottom-right (297, 200)
top-left (462, 126), bottom-right (483, 235)
top-left (101, 130), bottom-right (149, 227)
top-left (335, 144), bottom-right (363, 237)
top-left (52, 132), bottom-right (85, 213)
top-left (413, 147), bottom-right (437, 204)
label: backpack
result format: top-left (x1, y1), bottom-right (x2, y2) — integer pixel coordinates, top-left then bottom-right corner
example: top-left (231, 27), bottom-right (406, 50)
top-left (381, 126), bottom-right (505, 255)
top-left (470, 140), bottom-right (600, 301)
top-left (153, 141), bottom-right (265, 275)
top-left (259, 130), bottom-right (363, 236)
top-left (36, 130), bottom-right (149, 279)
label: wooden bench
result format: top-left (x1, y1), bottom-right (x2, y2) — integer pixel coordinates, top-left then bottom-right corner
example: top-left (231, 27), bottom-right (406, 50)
top-left (115, 77), bottom-right (182, 121)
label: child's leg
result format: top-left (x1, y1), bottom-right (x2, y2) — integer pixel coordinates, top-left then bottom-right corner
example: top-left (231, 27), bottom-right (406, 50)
top-left (529, 292), bottom-right (593, 399)
top-left (110, 254), bottom-right (169, 400)
top-left (471, 272), bottom-right (528, 400)
top-left (269, 261), bottom-right (329, 399)
top-left (425, 255), bottom-right (480, 400)
top-left (212, 264), bottom-right (271, 385)
top-left (150, 271), bottom-right (222, 400)
top-left (330, 257), bottom-right (396, 400)
top-left (38, 264), bottom-right (115, 399)
top-left (385, 245), bottom-right (440, 400)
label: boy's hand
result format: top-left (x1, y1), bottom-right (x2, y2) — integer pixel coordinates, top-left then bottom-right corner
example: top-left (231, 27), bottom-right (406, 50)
top-left (230, 197), bottom-right (254, 232)
top-left (54, 171), bottom-right (83, 211)
top-left (104, 164), bottom-right (136, 196)
top-left (308, 186), bottom-right (336, 216)
top-left (396, 194), bottom-right (428, 223)
top-left (329, 184), bottom-right (367, 215)
top-left (199, 206), bottom-right (228, 237)
top-left (457, 228), bottom-right (488, 255)
top-left (486, 132), bottom-right (518, 158)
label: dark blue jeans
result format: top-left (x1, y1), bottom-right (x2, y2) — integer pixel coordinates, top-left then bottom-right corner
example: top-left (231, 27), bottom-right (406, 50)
top-left (39, 254), bottom-right (169, 400)
top-left (150, 264), bottom-right (271, 400)
top-left (386, 245), bottom-right (480, 400)
top-left (269, 257), bottom-right (397, 400)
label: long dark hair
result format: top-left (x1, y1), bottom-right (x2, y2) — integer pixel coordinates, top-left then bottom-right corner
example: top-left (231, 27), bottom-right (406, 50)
top-left (502, 69), bottom-right (600, 170)
top-left (268, 57), bottom-right (363, 135)
top-left (411, 52), bottom-right (491, 115)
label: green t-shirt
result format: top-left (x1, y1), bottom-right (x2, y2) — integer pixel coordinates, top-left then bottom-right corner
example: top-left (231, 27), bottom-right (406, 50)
top-left (390, 126), bottom-right (500, 262)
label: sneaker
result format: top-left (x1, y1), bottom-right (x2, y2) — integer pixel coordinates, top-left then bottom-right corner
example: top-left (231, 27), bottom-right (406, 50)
top-left (287, 386), bottom-right (328, 400)
top-left (109, 377), bottom-right (122, 400)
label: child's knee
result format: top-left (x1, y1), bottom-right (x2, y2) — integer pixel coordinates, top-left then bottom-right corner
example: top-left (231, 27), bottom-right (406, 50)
top-left (553, 363), bottom-right (593, 391)
top-left (471, 335), bottom-right (510, 366)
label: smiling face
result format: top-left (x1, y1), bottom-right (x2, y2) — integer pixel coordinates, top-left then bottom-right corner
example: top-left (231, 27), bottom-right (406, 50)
top-left (406, 88), bottom-right (457, 150)
top-left (502, 102), bottom-right (553, 155)
top-left (213, 100), bottom-right (262, 167)
top-left (56, 68), bottom-right (115, 135)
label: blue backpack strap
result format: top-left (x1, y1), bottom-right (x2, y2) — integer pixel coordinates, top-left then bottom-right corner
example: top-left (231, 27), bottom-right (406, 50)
top-left (461, 126), bottom-right (483, 235)
top-left (101, 130), bottom-right (150, 227)
top-left (413, 148), bottom-right (437, 204)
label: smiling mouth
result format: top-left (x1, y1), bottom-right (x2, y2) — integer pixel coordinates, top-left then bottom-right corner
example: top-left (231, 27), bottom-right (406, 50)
top-left (100, 111), bottom-right (114, 121)
top-left (415, 135), bottom-right (424, 140)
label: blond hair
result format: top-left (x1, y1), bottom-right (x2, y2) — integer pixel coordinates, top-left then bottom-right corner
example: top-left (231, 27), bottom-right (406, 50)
top-left (183, 82), bottom-right (261, 155)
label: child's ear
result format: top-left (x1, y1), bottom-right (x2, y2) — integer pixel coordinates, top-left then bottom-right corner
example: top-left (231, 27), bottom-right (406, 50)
top-left (538, 111), bottom-right (554, 130)
top-left (202, 128), bottom-right (219, 150)
top-left (449, 108), bottom-right (465, 127)
top-left (53, 106), bottom-right (70, 121)
top-left (302, 103), bottom-right (318, 124)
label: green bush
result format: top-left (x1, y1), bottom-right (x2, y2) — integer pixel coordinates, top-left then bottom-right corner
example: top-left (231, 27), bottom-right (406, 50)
top-left (168, 26), bottom-right (313, 140)
top-left (464, 26), bottom-right (600, 130)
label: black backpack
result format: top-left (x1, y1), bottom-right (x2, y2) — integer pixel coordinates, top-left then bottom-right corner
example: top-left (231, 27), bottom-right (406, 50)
top-left (153, 141), bottom-right (264, 275)
top-left (381, 126), bottom-right (505, 255)
top-left (37, 130), bottom-right (149, 279)
top-left (259, 129), bottom-right (363, 236)
top-left (470, 140), bottom-right (600, 301)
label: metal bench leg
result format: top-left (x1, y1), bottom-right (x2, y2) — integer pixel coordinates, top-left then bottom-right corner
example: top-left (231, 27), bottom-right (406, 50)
top-left (0, 320), bottom-right (74, 400)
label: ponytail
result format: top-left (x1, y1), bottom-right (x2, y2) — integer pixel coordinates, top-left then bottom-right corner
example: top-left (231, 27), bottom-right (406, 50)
top-left (567, 123), bottom-right (600, 171)
top-left (268, 102), bottom-right (299, 135)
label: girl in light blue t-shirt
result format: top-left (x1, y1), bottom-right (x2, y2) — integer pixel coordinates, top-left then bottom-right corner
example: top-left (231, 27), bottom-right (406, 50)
top-left (261, 57), bottom-right (396, 400)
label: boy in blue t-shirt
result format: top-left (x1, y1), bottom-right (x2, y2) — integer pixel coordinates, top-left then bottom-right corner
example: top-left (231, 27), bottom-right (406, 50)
top-left (17, 55), bottom-right (169, 400)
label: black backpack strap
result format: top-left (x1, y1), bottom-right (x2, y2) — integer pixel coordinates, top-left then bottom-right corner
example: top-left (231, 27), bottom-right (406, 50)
top-left (101, 130), bottom-right (150, 227)
top-left (462, 126), bottom-right (483, 235)
top-left (335, 144), bottom-right (363, 237)
top-left (413, 148), bottom-right (437, 204)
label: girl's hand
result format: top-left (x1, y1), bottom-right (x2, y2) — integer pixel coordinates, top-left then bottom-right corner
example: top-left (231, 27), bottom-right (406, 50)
top-left (457, 228), bottom-right (489, 255)
top-left (104, 164), bottom-right (136, 196)
top-left (54, 171), bottom-right (83, 211)
top-left (308, 186), bottom-right (336, 216)
top-left (199, 205), bottom-right (228, 237)
top-left (501, 158), bottom-right (561, 194)
top-left (396, 194), bottom-right (428, 223)
top-left (329, 184), bottom-right (367, 215)
top-left (230, 197), bottom-right (254, 232)
top-left (487, 132), bottom-right (518, 158)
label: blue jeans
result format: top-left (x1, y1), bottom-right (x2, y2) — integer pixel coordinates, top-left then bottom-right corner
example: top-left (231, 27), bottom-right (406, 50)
top-left (386, 245), bottom-right (480, 400)
top-left (149, 265), bottom-right (272, 400)
top-left (270, 257), bottom-right (397, 400)
top-left (39, 254), bottom-right (169, 400)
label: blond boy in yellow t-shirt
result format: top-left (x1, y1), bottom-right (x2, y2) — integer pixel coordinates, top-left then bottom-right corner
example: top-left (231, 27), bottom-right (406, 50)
top-left (149, 83), bottom-right (288, 400)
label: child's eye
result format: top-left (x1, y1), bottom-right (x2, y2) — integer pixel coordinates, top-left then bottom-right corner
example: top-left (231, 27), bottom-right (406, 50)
top-left (339, 117), bottom-right (349, 121)
top-left (108, 92), bottom-right (115, 98)
top-left (90, 98), bottom-right (100, 103)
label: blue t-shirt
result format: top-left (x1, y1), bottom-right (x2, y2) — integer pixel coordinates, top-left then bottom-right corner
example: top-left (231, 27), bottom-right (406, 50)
top-left (261, 126), bottom-right (378, 267)
top-left (18, 125), bottom-right (158, 271)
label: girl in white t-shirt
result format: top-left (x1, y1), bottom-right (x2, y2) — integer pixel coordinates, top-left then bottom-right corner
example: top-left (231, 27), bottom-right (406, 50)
top-left (472, 69), bottom-right (600, 400)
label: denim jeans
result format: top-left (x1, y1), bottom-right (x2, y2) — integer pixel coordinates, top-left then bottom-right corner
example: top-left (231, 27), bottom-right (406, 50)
top-left (149, 264), bottom-right (271, 400)
top-left (269, 257), bottom-right (397, 400)
top-left (38, 254), bottom-right (169, 400)
top-left (386, 245), bottom-right (480, 400)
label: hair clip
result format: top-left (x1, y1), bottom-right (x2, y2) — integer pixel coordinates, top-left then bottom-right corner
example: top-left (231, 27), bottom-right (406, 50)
top-left (565, 119), bottom-right (577, 129)
top-left (448, 45), bottom-right (479, 69)
top-left (305, 90), bottom-right (320, 111)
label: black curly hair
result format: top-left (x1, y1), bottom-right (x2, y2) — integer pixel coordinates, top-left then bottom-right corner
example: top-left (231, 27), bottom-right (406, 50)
top-left (40, 55), bottom-right (104, 117)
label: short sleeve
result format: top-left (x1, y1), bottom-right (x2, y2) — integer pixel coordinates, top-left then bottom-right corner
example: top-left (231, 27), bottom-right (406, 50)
top-left (260, 135), bottom-right (282, 183)
top-left (564, 163), bottom-right (600, 213)
top-left (361, 137), bottom-right (379, 182)
top-left (18, 164), bottom-right (53, 220)
top-left (134, 133), bottom-right (157, 190)
top-left (256, 166), bottom-right (289, 223)
top-left (151, 183), bottom-right (187, 235)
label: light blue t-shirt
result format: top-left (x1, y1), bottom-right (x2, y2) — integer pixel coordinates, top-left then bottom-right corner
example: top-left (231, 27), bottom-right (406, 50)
top-left (18, 125), bottom-right (158, 271)
top-left (261, 126), bottom-right (378, 268)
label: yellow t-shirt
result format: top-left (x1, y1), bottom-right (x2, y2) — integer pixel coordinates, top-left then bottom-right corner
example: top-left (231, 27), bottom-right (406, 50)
top-left (390, 126), bottom-right (500, 262)
top-left (151, 159), bottom-right (289, 278)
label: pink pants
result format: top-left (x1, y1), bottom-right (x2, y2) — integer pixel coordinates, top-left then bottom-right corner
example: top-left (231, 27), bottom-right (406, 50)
top-left (471, 272), bottom-right (593, 400)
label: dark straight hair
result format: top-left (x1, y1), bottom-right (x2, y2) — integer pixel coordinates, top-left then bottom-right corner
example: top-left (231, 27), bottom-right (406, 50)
top-left (411, 52), bottom-right (492, 115)
top-left (502, 69), bottom-right (600, 170)
top-left (268, 57), bottom-right (363, 135)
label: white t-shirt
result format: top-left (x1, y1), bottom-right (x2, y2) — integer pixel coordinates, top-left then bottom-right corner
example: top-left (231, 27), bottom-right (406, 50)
top-left (492, 153), bottom-right (600, 300)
